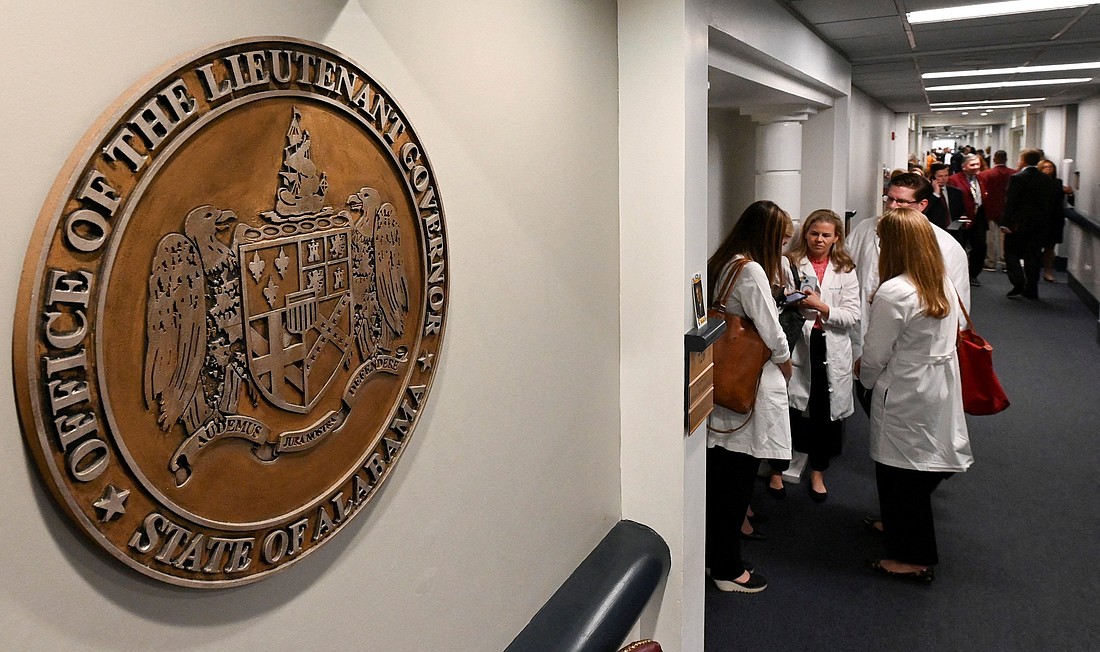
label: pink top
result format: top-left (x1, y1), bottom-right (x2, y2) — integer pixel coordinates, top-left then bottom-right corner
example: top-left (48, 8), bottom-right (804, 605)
top-left (810, 257), bottom-right (829, 329)
top-left (810, 257), bottom-right (828, 284)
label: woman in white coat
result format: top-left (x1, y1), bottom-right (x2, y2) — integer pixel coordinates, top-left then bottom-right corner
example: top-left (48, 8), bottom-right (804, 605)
top-left (767, 209), bottom-right (860, 502)
top-left (859, 208), bottom-right (973, 584)
top-left (706, 200), bottom-right (793, 594)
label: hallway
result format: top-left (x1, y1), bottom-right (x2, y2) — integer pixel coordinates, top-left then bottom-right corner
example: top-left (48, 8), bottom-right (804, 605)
top-left (705, 268), bottom-right (1100, 651)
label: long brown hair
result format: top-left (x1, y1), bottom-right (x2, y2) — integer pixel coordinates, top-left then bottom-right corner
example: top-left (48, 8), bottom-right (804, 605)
top-left (876, 208), bottom-right (950, 319)
top-left (708, 200), bottom-right (791, 298)
top-left (785, 209), bottom-right (855, 273)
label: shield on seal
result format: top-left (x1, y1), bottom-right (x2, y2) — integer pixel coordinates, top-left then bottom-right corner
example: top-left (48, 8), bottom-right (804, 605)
top-left (239, 217), bottom-right (354, 413)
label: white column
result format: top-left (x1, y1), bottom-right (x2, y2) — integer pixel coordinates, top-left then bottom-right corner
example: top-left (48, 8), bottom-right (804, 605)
top-left (741, 106), bottom-right (816, 224)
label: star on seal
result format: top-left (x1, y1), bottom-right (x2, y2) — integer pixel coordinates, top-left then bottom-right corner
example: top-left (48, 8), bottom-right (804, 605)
top-left (93, 485), bottom-right (131, 522)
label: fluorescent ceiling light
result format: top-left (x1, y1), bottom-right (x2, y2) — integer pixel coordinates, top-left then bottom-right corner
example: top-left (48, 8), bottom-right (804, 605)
top-left (907, 0), bottom-right (1100, 24)
top-left (926, 78), bottom-right (1091, 91)
top-left (930, 98), bottom-right (1046, 106)
top-left (930, 104), bottom-right (1032, 111)
top-left (924, 62), bottom-right (1100, 79)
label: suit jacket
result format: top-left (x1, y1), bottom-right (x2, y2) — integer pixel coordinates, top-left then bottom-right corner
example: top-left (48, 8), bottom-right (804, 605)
top-left (947, 171), bottom-right (985, 222)
top-left (1002, 166), bottom-right (1062, 236)
top-left (978, 164), bottom-right (1016, 223)
top-left (923, 185), bottom-right (966, 230)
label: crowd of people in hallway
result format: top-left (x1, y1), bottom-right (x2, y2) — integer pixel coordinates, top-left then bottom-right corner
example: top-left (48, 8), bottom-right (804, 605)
top-left (911, 146), bottom-right (1074, 298)
top-left (702, 150), bottom-right (1073, 594)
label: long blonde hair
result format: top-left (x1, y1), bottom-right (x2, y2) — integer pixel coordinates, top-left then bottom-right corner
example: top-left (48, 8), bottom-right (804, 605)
top-left (708, 200), bottom-right (791, 298)
top-left (785, 209), bottom-right (855, 273)
top-left (876, 208), bottom-right (950, 319)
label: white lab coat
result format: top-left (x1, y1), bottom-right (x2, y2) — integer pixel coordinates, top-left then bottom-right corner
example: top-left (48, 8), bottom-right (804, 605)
top-left (786, 257), bottom-right (861, 420)
top-left (707, 256), bottom-right (792, 460)
top-left (847, 217), bottom-right (971, 361)
top-left (859, 275), bottom-right (973, 472)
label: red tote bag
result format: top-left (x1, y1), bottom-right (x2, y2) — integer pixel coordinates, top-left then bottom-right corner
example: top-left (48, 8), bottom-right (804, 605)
top-left (956, 296), bottom-right (1010, 415)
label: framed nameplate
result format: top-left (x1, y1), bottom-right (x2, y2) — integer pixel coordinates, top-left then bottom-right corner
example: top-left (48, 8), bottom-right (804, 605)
top-left (13, 38), bottom-right (448, 587)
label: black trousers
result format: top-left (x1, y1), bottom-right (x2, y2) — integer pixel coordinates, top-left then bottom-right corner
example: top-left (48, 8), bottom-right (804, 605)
top-left (1004, 231), bottom-right (1042, 296)
top-left (791, 329), bottom-right (842, 472)
top-left (951, 219), bottom-right (988, 280)
top-left (706, 446), bottom-right (759, 578)
top-left (875, 463), bottom-right (953, 566)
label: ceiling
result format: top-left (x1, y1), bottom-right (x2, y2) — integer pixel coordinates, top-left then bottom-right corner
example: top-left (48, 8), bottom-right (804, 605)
top-left (771, 0), bottom-right (1100, 129)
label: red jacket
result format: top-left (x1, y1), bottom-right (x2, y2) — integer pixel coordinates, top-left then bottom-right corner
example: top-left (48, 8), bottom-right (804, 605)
top-left (978, 164), bottom-right (1016, 223)
top-left (947, 171), bottom-right (984, 219)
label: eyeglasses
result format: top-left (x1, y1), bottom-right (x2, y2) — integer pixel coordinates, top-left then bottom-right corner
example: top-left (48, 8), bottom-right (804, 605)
top-left (882, 195), bottom-right (921, 206)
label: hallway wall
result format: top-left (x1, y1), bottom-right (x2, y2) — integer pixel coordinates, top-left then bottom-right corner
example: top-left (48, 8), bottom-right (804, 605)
top-left (0, 1), bottom-right (623, 650)
top-left (1075, 96), bottom-right (1100, 218)
top-left (846, 88), bottom-right (898, 230)
top-left (708, 109), bottom-right (759, 241)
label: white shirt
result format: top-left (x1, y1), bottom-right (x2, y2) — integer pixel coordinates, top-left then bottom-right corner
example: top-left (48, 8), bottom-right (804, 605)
top-left (859, 275), bottom-right (973, 472)
top-left (786, 256), bottom-right (860, 420)
top-left (707, 257), bottom-right (792, 460)
top-left (847, 216), bottom-right (971, 360)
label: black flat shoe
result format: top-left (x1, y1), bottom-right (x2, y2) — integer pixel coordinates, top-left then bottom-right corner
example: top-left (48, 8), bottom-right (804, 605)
top-left (861, 517), bottom-right (883, 535)
top-left (809, 486), bottom-right (828, 503)
top-left (740, 529), bottom-right (767, 542)
top-left (766, 485), bottom-right (786, 499)
top-left (868, 560), bottom-right (934, 584)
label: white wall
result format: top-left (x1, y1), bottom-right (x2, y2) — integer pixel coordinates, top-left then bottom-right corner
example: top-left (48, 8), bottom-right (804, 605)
top-left (1, 1), bottom-right (624, 650)
top-left (1042, 106), bottom-right (1068, 163)
top-left (708, 109), bottom-right (759, 241)
top-left (803, 101), bottom-right (852, 216)
top-left (1063, 97), bottom-right (1100, 324)
top-left (618, 2), bottom-right (692, 647)
top-left (706, 0), bottom-right (849, 96)
top-left (1074, 96), bottom-right (1100, 218)
top-left (847, 88), bottom-right (897, 230)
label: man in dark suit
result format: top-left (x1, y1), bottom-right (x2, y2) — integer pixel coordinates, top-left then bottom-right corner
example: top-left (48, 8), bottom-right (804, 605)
top-left (923, 163), bottom-right (966, 230)
top-left (978, 150), bottom-right (1015, 271)
top-left (1001, 148), bottom-right (1063, 299)
top-left (947, 153), bottom-right (987, 285)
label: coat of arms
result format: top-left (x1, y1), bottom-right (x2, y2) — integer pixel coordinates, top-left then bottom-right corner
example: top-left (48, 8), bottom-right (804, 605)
top-left (15, 38), bottom-right (447, 588)
top-left (145, 108), bottom-right (412, 486)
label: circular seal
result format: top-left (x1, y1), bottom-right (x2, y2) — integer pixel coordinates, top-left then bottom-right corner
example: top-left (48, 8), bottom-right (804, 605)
top-left (13, 38), bottom-right (448, 587)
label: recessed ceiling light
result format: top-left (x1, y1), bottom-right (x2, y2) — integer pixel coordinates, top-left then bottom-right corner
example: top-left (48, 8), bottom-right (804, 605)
top-left (961, 112), bottom-right (969, 115)
top-left (930, 98), bottom-right (1046, 106)
top-left (926, 78), bottom-right (1091, 91)
top-left (980, 112), bottom-right (989, 116)
top-left (930, 104), bottom-right (1032, 111)
top-left (923, 62), bottom-right (1100, 79)
top-left (907, 1), bottom-right (1100, 24)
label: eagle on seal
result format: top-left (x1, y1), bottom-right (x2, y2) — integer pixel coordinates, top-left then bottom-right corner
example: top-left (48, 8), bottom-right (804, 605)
top-left (347, 187), bottom-right (410, 358)
top-left (144, 205), bottom-right (250, 434)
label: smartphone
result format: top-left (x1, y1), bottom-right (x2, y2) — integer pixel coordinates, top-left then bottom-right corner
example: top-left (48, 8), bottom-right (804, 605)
top-left (783, 291), bottom-right (807, 305)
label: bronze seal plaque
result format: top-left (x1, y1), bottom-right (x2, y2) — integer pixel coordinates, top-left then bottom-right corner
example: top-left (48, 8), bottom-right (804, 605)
top-left (13, 38), bottom-right (448, 587)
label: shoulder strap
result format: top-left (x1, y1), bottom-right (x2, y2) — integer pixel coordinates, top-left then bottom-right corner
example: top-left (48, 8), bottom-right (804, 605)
top-left (713, 258), bottom-right (750, 311)
top-left (954, 288), bottom-right (976, 334)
